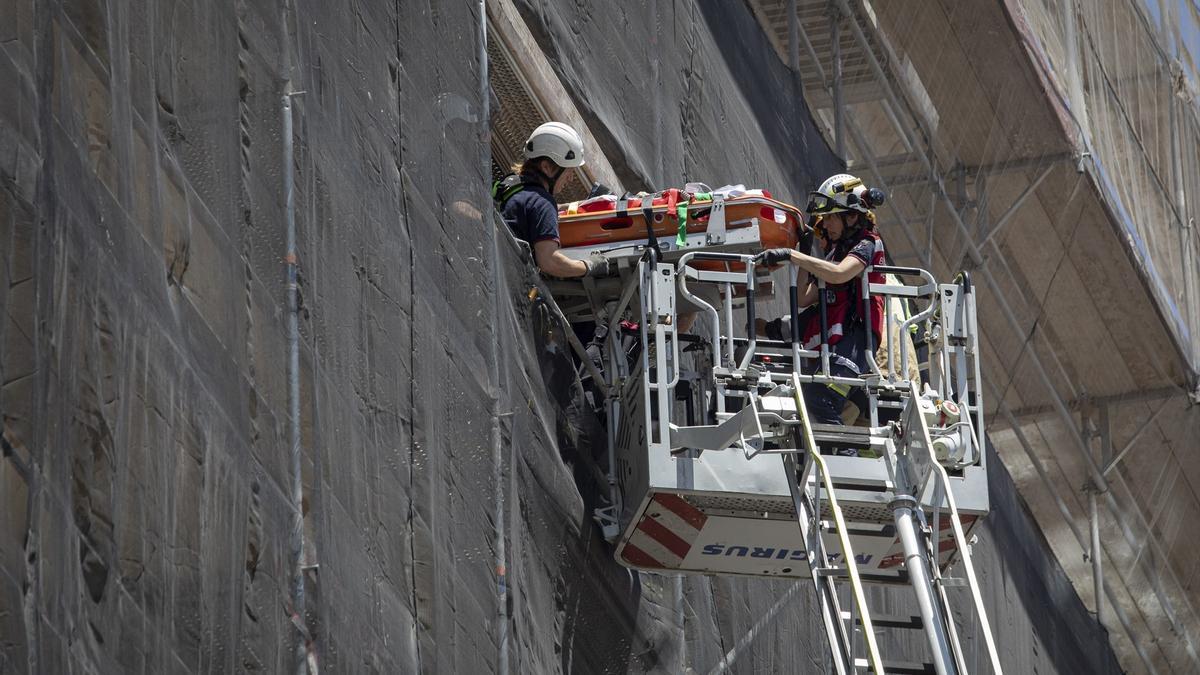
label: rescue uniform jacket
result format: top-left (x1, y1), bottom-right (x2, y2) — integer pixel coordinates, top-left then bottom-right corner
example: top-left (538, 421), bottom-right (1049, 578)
top-left (800, 229), bottom-right (886, 350)
top-left (499, 176), bottom-right (560, 245)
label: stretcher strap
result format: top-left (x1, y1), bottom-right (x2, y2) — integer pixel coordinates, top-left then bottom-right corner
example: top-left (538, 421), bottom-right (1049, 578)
top-left (662, 188), bottom-right (690, 248)
top-left (676, 202), bottom-right (688, 247)
top-left (642, 198), bottom-right (659, 255)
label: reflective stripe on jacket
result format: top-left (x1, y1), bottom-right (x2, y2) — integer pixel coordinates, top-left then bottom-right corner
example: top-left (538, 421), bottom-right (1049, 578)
top-left (801, 231), bottom-right (885, 349)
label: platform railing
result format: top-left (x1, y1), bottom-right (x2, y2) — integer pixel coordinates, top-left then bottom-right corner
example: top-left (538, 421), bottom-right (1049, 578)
top-left (671, 253), bottom-right (949, 430)
top-left (603, 246), bottom-right (985, 478)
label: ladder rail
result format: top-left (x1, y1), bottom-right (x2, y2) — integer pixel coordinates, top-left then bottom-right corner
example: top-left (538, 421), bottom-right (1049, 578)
top-left (927, 484), bottom-right (968, 675)
top-left (935, 569), bottom-right (969, 674)
top-left (792, 373), bottom-right (886, 674)
top-left (788, 404), bottom-right (849, 670)
top-left (886, 436), bottom-right (958, 675)
top-left (785, 452), bottom-right (853, 675)
top-left (910, 384), bottom-right (1003, 674)
top-left (915, 502), bottom-right (970, 675)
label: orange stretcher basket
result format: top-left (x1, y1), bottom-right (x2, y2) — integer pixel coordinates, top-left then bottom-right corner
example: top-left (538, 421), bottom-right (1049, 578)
top-left (557, 191), bottom-right (804, 253)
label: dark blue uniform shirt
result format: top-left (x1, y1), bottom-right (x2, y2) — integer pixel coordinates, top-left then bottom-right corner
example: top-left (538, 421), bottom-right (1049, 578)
top-left (502, 182), bottom-right (560, 245)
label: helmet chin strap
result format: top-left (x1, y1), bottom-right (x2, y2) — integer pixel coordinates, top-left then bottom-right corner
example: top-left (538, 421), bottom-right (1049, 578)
top-left (818, 212), bottom-right (866, 249)
top-left (533, 163), bottom-right (565, 195)
top-left (846, 212), bottom-right (863, 234)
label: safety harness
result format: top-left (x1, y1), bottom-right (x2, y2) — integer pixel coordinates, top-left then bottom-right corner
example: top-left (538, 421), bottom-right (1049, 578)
top-left (492, 173), bottom-right (536, 209)
top-left (800, 230), bottom-right (886, 354)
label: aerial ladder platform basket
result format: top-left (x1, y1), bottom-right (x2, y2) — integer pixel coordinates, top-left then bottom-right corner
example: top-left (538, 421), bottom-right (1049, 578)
top-left (548, 190), bottom-right (1003, 674)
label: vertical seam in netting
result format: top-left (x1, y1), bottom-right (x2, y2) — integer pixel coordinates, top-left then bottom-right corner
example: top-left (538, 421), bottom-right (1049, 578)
top-left (393, 0), bottom-right (422, 670)
top-left (22, 0), bottom-right (67, 668)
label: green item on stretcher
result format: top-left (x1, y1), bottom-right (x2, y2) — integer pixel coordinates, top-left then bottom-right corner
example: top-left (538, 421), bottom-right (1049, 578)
top-left (676, 204), bottom-right (688, 247)
top-left (677, 192), bottom-right (713, 247)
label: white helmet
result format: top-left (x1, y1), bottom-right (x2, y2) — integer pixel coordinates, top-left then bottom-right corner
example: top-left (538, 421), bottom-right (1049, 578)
top-left (807, 173), bottom-right (884, 215)
top-left (524, 121), bottom-right (585, 168)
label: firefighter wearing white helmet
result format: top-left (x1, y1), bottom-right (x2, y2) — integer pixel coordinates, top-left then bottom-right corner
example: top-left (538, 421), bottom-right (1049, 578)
top-left (492, 121), bottom-right (608, 279)
top-left (758, 174), bottom-right (887, 442)
top-left (525, 121), bottom-right (586, 168)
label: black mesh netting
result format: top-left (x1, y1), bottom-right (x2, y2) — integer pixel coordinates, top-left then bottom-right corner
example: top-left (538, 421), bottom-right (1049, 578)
top-left (0, 0), bottom-right (1122, 672)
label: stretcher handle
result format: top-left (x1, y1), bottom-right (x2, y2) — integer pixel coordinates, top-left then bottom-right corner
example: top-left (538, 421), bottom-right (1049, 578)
top-left (678, 251), bottom-right (757, 266)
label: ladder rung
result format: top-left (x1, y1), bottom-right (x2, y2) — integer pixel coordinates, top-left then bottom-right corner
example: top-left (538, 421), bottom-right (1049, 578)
top-left (751, 446), bottom-right (806, 455)
top-left (854, 613), bottom-right (923, 630)
top-left (811, 433), bottom-right (878, 450)
top-left (858, 571), bottom-right (911, 585)
top-left (809, 422), bottom-right (873, 437)
top-left (815, 567), bottom-right (913, 588)
top-left (823, 524), bottom-right (898, 539)
top-left (854, 659), bottom-right (935, 675)
top-left (938, 577), bottom-right (968, 587)
top-left (815, 566), bottom-right (848, 577)
top-left (827, 479), bottom-right (892, 493)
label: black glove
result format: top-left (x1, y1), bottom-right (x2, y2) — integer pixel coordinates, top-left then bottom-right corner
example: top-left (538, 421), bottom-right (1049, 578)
top-left (764, 316), bottom-right (791, 341)
top-left (585, 253), bottom-right (611, 277)
top-left (761, 247), bottom-right (794, 266)
top-left (798, 222), bottom-right (815, 251)
top-left (587, 182), bottom-right (613, 199)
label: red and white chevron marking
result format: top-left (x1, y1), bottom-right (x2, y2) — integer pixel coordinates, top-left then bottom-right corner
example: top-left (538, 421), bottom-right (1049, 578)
top-left (620, 493), bottom-right (709, 569)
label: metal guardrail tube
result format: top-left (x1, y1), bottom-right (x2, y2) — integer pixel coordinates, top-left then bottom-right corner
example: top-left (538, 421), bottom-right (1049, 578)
top-left (678, 252), bottom-right (757, 370)
top-left (873, 264), bottom-right (925, 277)
top-left (723, 280), bottom-right (736, 367)
top-left (739, 273), bottom-right (757, 370)
top-left (478, 5), bottom-right (511, 672)
top-left (831, 6), bottom-right (845, 157)
top-left (677, 269), bottom-right (723, 362)
top-left (898, 301), bottom-right (938, 393)
top-left (282, 90), bottom-right (308, 675)
top-left (789, 270), bottom-right (803, 377)
top-left (818, 279), bottom-right (831, 376)
top-left (861, 268), bottom-right (873, 366)
top-left (1090, 489), bottom-right (1104, 629)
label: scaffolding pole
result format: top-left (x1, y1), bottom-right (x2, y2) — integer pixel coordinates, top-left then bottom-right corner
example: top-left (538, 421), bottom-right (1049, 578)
top-left (827, 1), bottom-right (1200, 668)
top-left (830, 3), bottom-right (845, 158)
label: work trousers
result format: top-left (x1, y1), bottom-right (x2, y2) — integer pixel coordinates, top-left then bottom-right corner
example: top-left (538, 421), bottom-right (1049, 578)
top-left (802, 322), bottom-right (869, 426)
